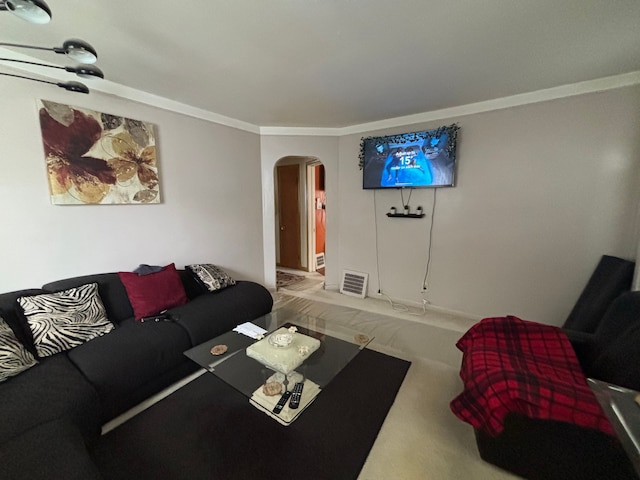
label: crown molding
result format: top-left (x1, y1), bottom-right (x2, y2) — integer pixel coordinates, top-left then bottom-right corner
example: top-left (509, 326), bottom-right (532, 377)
top-left (259, 126), bottom-right (343, 136)
top-left (0, 46), bottom-right (261, 134)
top-left (264, 71), bottom-right (640, 136)
top-left (3, 46), bottom-right (637, 137)
top-left (95, 80), bottom-right (261, 133)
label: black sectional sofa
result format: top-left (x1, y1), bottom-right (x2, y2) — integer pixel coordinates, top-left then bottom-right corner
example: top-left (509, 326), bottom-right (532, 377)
top-left (0, 269), bottom-right (273, 479)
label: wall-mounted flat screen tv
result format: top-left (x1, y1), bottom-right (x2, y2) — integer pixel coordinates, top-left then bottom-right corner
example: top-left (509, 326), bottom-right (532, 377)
top-left (361, 124), bottom-right (459, 189)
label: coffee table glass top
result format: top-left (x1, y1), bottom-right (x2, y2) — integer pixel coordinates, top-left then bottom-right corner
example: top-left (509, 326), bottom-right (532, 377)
top-left (184, 308), bottom-right (373, 423)
top-left (588, 378), bottom-right (640, 477)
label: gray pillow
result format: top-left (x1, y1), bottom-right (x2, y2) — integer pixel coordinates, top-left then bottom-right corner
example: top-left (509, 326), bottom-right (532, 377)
top-left (18, 283), bottom-right (115, 357)
top-left (0, 315), bottom-right (37, 382)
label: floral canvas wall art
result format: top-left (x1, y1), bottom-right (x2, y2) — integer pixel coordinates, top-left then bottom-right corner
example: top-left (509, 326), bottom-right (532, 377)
top-left (37, 100), bottom-right (161, 205)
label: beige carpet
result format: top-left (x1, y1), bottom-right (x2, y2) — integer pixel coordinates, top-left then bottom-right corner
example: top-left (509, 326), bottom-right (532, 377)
top-left (357, 356), bottom-right (519, 479)
top-left (273, 292), bottom-right (521, 480)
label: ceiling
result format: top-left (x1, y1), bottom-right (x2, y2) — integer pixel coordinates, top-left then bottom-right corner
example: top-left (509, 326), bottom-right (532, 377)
top-left (2, 0), bottom-right (640, 129)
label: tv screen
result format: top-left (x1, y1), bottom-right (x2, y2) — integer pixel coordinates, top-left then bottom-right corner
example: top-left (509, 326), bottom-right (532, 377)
top-left (361, 124), bottom-right (459, 189)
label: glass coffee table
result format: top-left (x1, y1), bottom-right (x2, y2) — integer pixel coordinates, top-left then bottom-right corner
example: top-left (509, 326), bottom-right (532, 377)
top-left (184, 309), bottom-right (373, 425)
top-left (588, 378), bottom-right (640, 477)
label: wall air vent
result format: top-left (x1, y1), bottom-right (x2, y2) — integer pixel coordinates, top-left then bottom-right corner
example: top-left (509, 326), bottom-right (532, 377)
top-left (315, 252), bottom-right (325, 269)
top-left (340, 270), bottom-right (369, 299)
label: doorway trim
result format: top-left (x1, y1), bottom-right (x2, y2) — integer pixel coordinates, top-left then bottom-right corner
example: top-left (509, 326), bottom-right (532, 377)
top-left (274, 156), bottom-right (313, 273)
top-left (306, 159), bottom-right (325, 273)
top-left (272, 157), bottom-right (327, 279)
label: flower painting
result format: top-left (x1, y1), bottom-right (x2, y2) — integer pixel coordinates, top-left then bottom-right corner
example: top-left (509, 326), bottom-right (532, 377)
top-left (37, 100), bottom-right (161, 205)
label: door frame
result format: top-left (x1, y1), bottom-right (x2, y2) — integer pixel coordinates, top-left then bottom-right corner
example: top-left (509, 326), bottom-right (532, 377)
top-left (274, 156), bottom-right (326, 274)
top-left (306, 160), bottom-right (324, 272)
top-left (275, 157), bottom-right (308, 271)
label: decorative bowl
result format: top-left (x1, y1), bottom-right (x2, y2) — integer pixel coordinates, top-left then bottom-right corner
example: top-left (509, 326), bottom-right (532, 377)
top-left (268, 332), bottom-right (294, 348)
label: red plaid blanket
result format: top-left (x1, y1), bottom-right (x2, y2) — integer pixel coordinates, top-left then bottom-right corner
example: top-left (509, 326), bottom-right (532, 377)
top-left (450, 316), bottom-right (614, 437)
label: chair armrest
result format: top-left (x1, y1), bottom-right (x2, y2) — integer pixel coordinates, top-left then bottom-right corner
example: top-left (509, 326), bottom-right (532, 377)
top-left (562, 329), bottom-right (598, 374)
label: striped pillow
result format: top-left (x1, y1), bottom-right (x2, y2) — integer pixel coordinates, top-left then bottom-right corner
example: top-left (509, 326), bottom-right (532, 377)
top-left (0, 314), bottom-right (37, 382)
top-left (18, 283), bottom-right (115, 357)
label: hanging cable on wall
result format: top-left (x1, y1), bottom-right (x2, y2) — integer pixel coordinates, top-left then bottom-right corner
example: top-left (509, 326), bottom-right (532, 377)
top-left (373, 189), bottom-right (383, 295)
top-left (422, 188), bottom-right (438, 296)
top-left (400, 188), bottom-right (413, 211)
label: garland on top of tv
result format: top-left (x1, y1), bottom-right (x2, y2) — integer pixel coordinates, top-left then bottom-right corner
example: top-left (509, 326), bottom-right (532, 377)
top-left (358, 123), bottom-right (459, 170)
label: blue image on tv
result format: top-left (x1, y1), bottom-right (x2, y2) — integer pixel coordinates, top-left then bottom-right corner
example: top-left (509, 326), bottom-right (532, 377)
top-left (361, 127), bottom-right (457, 189)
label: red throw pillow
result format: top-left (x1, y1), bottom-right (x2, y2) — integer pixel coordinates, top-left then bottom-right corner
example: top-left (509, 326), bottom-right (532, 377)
top-left (118, 263), bottom-right (188, 320)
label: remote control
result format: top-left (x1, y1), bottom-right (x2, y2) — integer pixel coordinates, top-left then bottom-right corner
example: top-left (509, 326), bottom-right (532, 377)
top-left (272, 390), bottom-right (292, 414)
top-left (289, 382), bottom-right (304, 409)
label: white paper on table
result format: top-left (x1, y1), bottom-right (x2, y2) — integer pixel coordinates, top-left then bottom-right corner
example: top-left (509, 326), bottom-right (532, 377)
top-left (233, 322), bottom-right (267, 339)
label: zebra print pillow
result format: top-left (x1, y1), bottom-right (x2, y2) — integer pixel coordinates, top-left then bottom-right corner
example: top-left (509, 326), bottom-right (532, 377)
top-left (18, 283), bottom-right (115, 357)
top-left (0, 314), bottom-right (37, 382)
top-left (186, 264), bottom-right (236, 292)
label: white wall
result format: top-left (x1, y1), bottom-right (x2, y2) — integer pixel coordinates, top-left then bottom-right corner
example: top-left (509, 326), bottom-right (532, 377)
top-left (336, 86), bottom-right (640, 324)
top-left (0, 78), bottom-right (265, 292)
top-left (4, 75), bottom-right (639, 327)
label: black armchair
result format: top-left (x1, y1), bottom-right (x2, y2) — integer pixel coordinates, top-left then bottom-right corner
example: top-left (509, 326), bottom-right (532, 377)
top-left (567, 291), bottom-right (640, 392)
top-left (563, 254), bottom-right (634, 333)
top-left (472, 258), bottom-right (640, 480)
top-left (474, 291), bottom-right (640, 480)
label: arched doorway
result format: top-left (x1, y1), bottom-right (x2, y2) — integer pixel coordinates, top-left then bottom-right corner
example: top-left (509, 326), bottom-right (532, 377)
top-left (274, 156), bottom-right (326, 287)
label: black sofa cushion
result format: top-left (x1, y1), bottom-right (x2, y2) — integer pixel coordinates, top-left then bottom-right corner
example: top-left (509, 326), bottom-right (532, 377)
top-left (0, 418), bottom-right (103, 480)
top-left (589, 320), bottom-right (640, 392)
top-left (563, 255), bottom-right (635, 333)
top-left (590, 291), bottom-right (640, 351)
top-left (169, 281), bottom-right (274, 346)
top-left (0, 353), bottom-right (100, 445)
top-left (67, 317), bottom-right (194, 422)
top-left (567, 291), bottom-right (640, 379)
